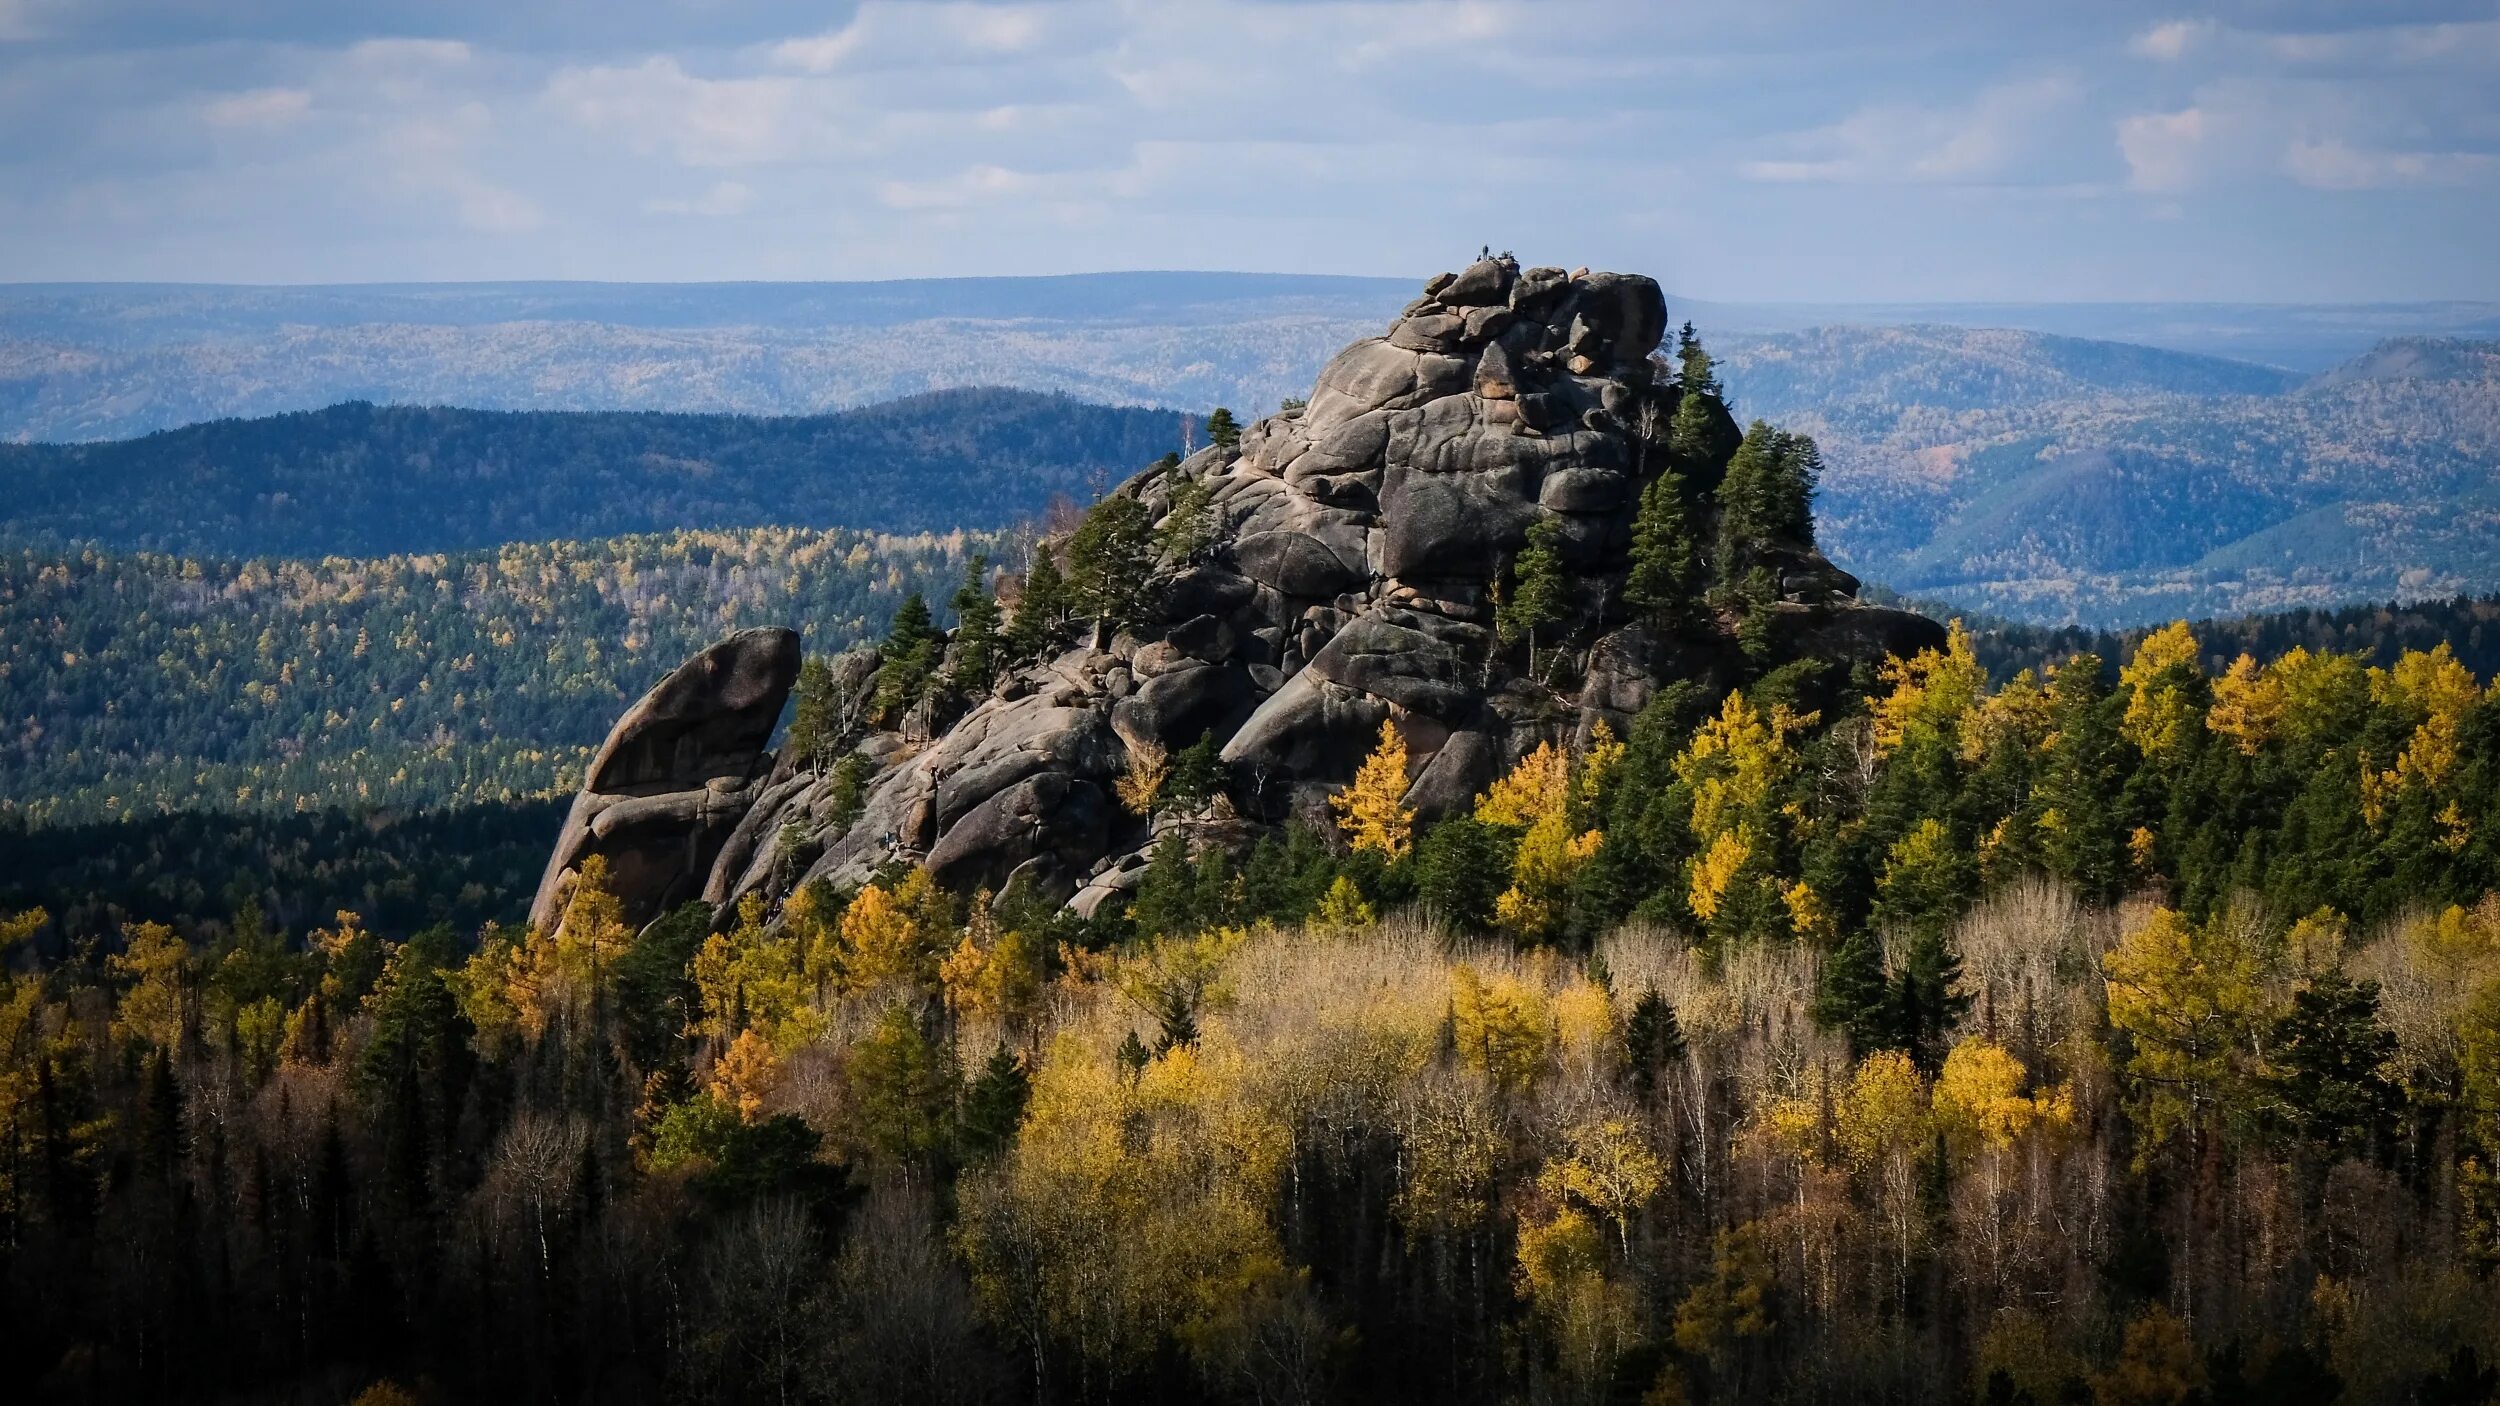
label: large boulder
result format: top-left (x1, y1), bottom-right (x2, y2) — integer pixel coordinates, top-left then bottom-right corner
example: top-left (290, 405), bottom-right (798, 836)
top-left (530, 627), bottom-right (800, 934)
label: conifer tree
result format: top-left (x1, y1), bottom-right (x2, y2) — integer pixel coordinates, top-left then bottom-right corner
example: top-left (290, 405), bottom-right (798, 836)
top-left (1499, 515), bottom-right (1571, 670)
top-left (1067, 494), bottom-right (1155, 632)
top-left (872, 592), bottom-right (942, 720)
top-left (1624, 468), bottom-right (1702, 625)
top-left (1330, 720), bottom-right (1415, 859)
top-left (1714, 421), bottom-right (1788, 583)
top-left (1007, 543), bottom-right (1070, 664)
top-left (1156, 475), bottom-right (1217, 566)
top-left (958, 1045), bottom-right (1030, 1164)
top-left (783, 655), bottom-right (840, 771)
top-left (2034, 655), bottom-right (2128, 903)
top-left (1205, 407), bottom-right (1241, 448)
top-left (1625, 986), bottom-right (1688, 1093)
top-left (945, 555), bottom-right (1001, 697)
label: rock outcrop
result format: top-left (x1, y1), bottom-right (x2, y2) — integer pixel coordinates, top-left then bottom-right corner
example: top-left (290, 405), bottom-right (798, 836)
top-left (529, 626), bottom-right (801, 934)
top-left (537, 258), bottom-right (1943, 930)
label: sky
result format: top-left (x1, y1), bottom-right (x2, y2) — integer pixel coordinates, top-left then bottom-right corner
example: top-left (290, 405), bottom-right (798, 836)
top-left (2, 0), bottom-right (2496, 301)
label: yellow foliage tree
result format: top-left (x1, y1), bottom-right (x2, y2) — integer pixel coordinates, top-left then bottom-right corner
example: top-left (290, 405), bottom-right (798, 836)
top-left (1932, 1036), bottom-right (2073, 1154)
top-left (708, 1028), bottom-right (783, 1123)
top-left (692, 894), bottom-right (818, 1049)
top-left (940, 905), bottom-right (1045, 1031)
top-left (2102, 906), bottom-right (2268, 1157)
top-left (1516, 1206), bottom-right (1645, 1398)
top-left (1314, 874), bottom-right (1376, 928)
top-left (2118, 621), bottom-right (2204, 761)
top-left (109, 921), bottom-right (189, 1051)
top-left (1476, 739), bottom-right (1572, 828)
top-left (1331, 719), bottom-right (1415, 858)
top-left (1450, 963), bottom-right (1552, 1094)
top-left (1537, 1115), bottom-right (1666, 1248)
top-left (1872, 619), bottom-right (1985, 756)
top-left (2205, 652), bottom-right (2280, 756)
top-left (1836, 1049), bottom-right (1929, 1172)
top-left (840, 868), bottom-right (947, 992)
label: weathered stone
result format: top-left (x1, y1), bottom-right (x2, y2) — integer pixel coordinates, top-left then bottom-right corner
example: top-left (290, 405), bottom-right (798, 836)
top-left (1441, 257), bottom-right (1515, 307)
top-left (1540, 466), bottom-right (1628, 512)
top-left (1388, 314), bottom-right (1466, 353)
top-left (531, 627), bottom-right (799, 934)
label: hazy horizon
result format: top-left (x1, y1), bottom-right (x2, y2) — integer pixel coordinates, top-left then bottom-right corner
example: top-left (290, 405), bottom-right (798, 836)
top-left (5, 2), bottom-right (2496, 302)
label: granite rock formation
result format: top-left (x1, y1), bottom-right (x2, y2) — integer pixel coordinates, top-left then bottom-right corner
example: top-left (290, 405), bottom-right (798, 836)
top-left (538, 258), bottom-right (1943, 930)
top-left (529, 626), bottom-right (801, 934)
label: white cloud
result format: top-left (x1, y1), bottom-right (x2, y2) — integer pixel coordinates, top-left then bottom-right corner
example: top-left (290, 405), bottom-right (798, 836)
top-left (1739, 76), bottom-right (2081, 185)
top-left (204, 87), bottom-right (311, 129)
top-left (2130, 19), bottom-right (2213, 62)
top-left (2117, 106), bottom-right (2210, 192)
top-left (772, 2), bottom-right (1061, 74)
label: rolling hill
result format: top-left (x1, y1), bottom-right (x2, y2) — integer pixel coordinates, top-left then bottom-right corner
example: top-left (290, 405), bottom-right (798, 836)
top-left (1793, 336), bottom-right (2500, 625)
top-left (0, 387), bottom-right (1182, 557)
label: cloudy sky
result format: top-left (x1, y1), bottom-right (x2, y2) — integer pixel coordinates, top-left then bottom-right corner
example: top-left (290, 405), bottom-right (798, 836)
top-left (3, 0), bottom-right (2495, 300)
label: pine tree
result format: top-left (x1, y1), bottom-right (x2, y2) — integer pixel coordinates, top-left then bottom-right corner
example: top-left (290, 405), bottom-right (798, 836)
top-left (1007, 543), bottom-right (1071, 664)
top-left (1815, 926), bottom-right (1891, 1058)
top-left (783, 655), bottom-right (839, 770)
top-left (1163, 730), bottom-right (1226, 812)
top-left (1714, 421), bottom-right (1788, 585)
top-left (2265, 972), bottom-right (2402, 1159)
top-left (946, 555), bottom-right (1001, 697)
top-left (1771, 432), bottom-right (1821, 545)
top-left (1156, 475), bottom-right (1217, 566)
top-left (2034, 655), bottom-right (2128, 903)
top-left (1067, 494), bottom-right (1155, 632)
top-left (1498, 515), bottom-right (1571, 670)
top-left (958, 1044), bottom-right (1031, 1163)
top-left (872, 593), bottom-right (942, 720)
top-left (1205, 407), bottom-right (1241, 448)
top-left (1624, 468), bottom-right (1702, 626)
top-left (1625, 985), bottom-right (1688, 1094)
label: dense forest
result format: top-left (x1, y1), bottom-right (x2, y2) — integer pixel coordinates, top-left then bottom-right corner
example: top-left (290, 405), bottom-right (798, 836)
top-left (10, 584), bottom-right (2500, 1401)
top-left (0, 390), bottom-right (1178, 555)
top-left (0, 527), bottom-right (997, 826)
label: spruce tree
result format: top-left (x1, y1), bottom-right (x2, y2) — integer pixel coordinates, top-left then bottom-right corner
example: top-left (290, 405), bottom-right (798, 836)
top-left (783, 655), bottom-right (839, 769)
top-left (2034, 656), bottom-right (2128, 903)
top-left (945, 555), bottom-right (1001, 697)
top-left (1007, 543), bottom-right (1071, 664)
top-left (1625, 468), bottom-right (1702, 625)
top-left (1814, 926), bottom-right (1891, 1058)
top-left (1625, 985), bottom-right (1688, 1094)
top-left (1772, 432), bottom-right (1822, 545)
top-left (958, 1044), bottom-right (1031, 1164)
top-left (1498, 515), bottom-right (1571, 669)
top-left (1205, 407), bottom-right (1241, 448)
top-left (1157, 475), bottom-right (1217, 566)
top-left (1714, 421), bottom-right (1787, 583)
top-left (871, 593), bottom-right (941, 720)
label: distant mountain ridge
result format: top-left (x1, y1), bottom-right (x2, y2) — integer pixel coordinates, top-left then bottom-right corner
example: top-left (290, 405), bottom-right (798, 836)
top-left (1794, 336), bottom-right (2500, 625)
top-left (7, 275), bottom-right (2497, 442)
top-left (0, 388), bottom-right (1183, 557)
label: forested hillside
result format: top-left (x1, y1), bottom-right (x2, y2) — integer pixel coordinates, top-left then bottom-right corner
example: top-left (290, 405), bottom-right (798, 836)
top-left (0, 391), bottom-right (1175, 556)
top-left (0, 527), bottom-right (995, 826)
top-left (1799, 338), bottom-right (2500, 625)
top-left (10, 610), bottom-right (2500, 1402)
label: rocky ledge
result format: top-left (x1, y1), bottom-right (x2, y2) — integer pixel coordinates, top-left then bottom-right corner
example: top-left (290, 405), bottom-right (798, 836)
top-left (532, 256), bottom-right (1943, 935)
